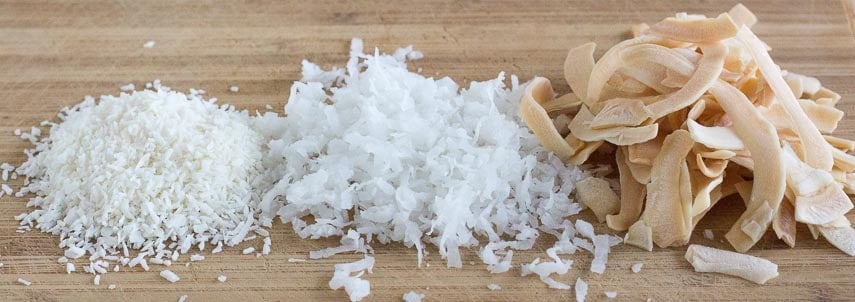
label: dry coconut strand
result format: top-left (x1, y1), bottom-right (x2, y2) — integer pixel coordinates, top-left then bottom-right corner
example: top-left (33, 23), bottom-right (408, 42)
top-left (13, 81), bottom-right (274, 273)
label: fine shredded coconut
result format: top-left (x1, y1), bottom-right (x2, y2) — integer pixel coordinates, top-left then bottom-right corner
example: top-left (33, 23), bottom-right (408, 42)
top-left (258, 38), bottom-right (586, 274)
top-left (13, 82), bottom-right (272, 277)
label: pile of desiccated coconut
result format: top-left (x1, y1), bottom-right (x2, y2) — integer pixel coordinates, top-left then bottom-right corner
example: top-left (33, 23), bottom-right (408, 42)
top-left (0, 40), bottom-right (616, 302)
top-left (5, 81), bottom-right (275, 287)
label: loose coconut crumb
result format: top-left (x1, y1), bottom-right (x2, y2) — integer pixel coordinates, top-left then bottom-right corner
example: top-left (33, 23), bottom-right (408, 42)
top-left (66, 263), bottom-right (76, 274)
top-left (108, 284), bottom-right (116, 290)
top-left (703, 229), bottom-right (714, 240)
top-left (94, 274), bottom-right (101, 285)
top-left (402, 291), bottom-right (425, 302)
top-left (575, 278), bottom-right (588, 302)
top-left (189, 254), bottom-right (205, 262)
top-left (217, 275), bottom-right (228, 283)
top-left (178, 295), bottom-right (188, 302)
top-left (605, 291), bottom-right (617, 298)
top-left (160, 270), bottom-right (180, 283)
top-left (229, 86), bottom-right (240, 93)
top-left (242, 247), bottom-right (255, 255)
top-left (120, 83), bottom-right (135, 92)
top-left (288, 258), bottom-right (307, 263)
top-left (17, 278), bottom-right (32, 286)
top-left (487, 283), bottom-right (502, 291)
top-left (143, 41), bottom-right (156, 48)
top-left (631, 263), bottom-right (643, 273)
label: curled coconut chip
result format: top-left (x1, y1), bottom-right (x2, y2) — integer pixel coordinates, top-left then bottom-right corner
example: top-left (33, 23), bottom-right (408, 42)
top-left (521, 4), bottom-right (855, 264)
top-left (575, 176), bottom-right (620, 223)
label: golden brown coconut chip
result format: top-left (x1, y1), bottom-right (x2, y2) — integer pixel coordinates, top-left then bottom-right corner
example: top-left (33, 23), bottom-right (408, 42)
top-left (575, 176), bottom-right (620, 223)
top-left (608, 73), bottom-right (652, 95)
top-left (568, 139), bottom-right (605, 166)
top-left (825, 135), bottom-right (855, 152)
top-left (631, 23), bottom-right (650, 38)
top-left (621, 44), bottom-right (696, 77)
top-left (542, 93), bottom-right (583, 118)
top-left (641, 130), bottom-right (695, 247)
top-left (799, 100), bottom-right (844, 134)
top-left (709, 81), bottom-right (786, 253)
top-left (781, 144), bottom-right (835, 197)
top-left (649, 14), bottom-right (739, 43)
top-left (520, 77), bottom-right (579, 162)
top-left (785, 72), bottom-right (822, 96)
top-left (832, 148), bottom-right (855, 173)
top-left (589, 98), bottom-right (653, 129)
top-left (625, 157), bottom-right (652, 184)
top-left (690, 170), bottom-right (725, 217)
top-left (737, 27), bottom-right (834, 170)
top-left (693, 171), bottom-right (743, 228)
top-left (607, 148), bottom-right (647, 231)
top-left (698, 149), bottom-right (737, 160)
top-left (687, 119), bottom-right (745, 151)
top-left (624, 220), bottom-right (654, 251)
top-left (646, 43), bottom-right (728, 119)
top-left (564, 42), bottom-right (596, 102)
top-left (819, 222), bottom-right (855, 256)
top-left (569, 106), bottom-right (659, 146)
top-left (685, 244), bottom-right (779, 284)
top-left (696, 153), bottom-right (729, 178)
top-left (627, 133), bottom-right (664, 165)
top-left (728, 3), bottom-right (758, 28)
top-left (794, 183), bottom-right (853, 226)
top-left (811, 87), bottom-right (842, 106)
top-left (786, 77), bottom-right (804, 100)
top-left (620, 62), bottom-right (674, 94)
top-left (662, 69), bottom-right (690, 88)
top-left (587, 36), bottom-right (676, 104)
top-left (773, 198), bottom-right (797, 248)
top-left (686, 99), bottom-right (707, 122)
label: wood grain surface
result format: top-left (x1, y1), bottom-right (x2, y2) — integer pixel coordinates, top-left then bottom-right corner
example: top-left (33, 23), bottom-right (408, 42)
top-left (1, 1), bottom-right (854, 301)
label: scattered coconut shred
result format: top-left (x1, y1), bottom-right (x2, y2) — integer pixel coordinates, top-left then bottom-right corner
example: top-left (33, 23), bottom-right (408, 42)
top-left (250, 38), bottom-right (613, 300)
top-left (10, 80), bottom-right (275, 280)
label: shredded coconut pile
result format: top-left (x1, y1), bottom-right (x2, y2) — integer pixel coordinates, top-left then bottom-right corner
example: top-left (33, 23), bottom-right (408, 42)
top-left (12, 82), bottom-right (271, 272)
top-left (259, 39), bottom-right (586, 278)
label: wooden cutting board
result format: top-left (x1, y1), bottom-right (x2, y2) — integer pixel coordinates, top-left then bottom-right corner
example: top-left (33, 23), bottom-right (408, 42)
top-left (1, 1), bottom-right (854, 301)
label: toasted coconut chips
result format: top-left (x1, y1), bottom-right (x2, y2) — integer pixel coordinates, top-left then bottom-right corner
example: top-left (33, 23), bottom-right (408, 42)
top-left (685, 245), bottom-right (779, 284)
top-left (519, 3), bottom-right (855, 278)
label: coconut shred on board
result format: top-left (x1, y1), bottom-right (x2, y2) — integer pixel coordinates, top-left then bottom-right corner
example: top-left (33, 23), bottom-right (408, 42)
top-left (11, 81), bottom-right (275, 276)
top-left (251, 39), bottom-right (609, 300)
